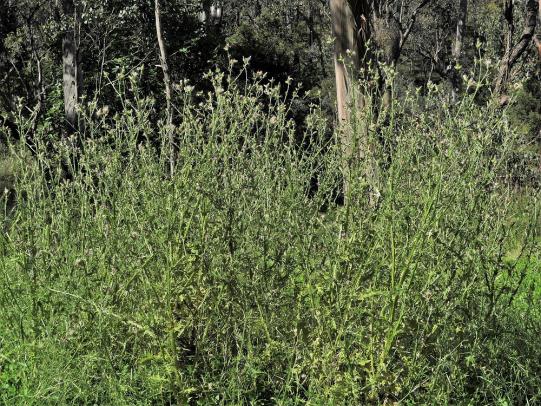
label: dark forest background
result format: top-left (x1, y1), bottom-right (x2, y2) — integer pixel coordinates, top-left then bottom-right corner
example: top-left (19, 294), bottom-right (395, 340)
top-left (1, 0), bottom-right (541, 142)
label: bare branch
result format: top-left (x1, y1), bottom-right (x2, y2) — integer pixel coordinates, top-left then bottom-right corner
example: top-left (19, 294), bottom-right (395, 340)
top-left (398, 0), bottom-right (430, 52)
top-left (495, 0), bottom-right (539, 94)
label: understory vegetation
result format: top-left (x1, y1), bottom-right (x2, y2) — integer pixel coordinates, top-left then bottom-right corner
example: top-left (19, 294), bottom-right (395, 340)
top-left (0, 70), bottom-right (540, 404)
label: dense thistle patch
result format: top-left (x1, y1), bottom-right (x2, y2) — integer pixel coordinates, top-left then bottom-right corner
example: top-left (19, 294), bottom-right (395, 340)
top-left (0, 69), bottom-right (540, 405)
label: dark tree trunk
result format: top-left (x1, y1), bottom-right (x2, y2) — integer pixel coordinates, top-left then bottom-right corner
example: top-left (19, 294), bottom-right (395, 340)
top-left (494, 0), bottom-right (539, 95)
top-left (373, 16), bottom-right (401, 110)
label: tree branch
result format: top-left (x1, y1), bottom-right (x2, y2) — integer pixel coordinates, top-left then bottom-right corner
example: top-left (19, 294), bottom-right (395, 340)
top-left (398, 0), bottom-right (430, 52)
top-left (495, 0), bottom-right (539, 94)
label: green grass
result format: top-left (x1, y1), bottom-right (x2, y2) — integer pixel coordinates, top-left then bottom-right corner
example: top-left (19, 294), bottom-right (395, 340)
top-left (1, 70), bottom-right (540, 404)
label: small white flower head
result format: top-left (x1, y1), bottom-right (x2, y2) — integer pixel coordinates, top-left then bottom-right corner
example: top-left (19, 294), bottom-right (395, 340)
top-left (426, 80), bottom-right (439, 93)
top-left (96, 105), bottom-right (110, 118)
top-left (476, 39), bottom-right (482, 49)
top-left (129, 69), bottom-right (139, 82)
top-left (179, 79), bottom-right (194, 94)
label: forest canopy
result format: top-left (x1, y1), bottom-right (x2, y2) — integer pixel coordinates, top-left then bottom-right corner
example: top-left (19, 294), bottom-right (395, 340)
top-left (1, 0), bottom-right (540, 138)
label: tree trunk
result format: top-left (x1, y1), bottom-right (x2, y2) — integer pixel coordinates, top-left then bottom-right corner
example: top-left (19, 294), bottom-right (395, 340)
top-left (494, 0), bottom-right (539, 95)
top-left (535, 35), bottom-right (541, 61)
top-left (377, 0), bottom-right (430, 110)
top-left (28, 24), bottom-right (46, 136)
top-left (373, 16), bottom-right (401, 110)
top-left (330, 0), bottom-right (363, 125)
top-left (154, 0), bottom-right (174, 175)
top-left (200, 0), bottom-right (211, 24)
top-left (450, 0), bottom-right (467, 102)
top-left (62, 0), bottom-right (80, 133)
top-left (330, 0), bottom-right (379, 207)
top-left (452, 0), bottom-right (468, 60)
top-left (536, 0), bottom-right (541, 61)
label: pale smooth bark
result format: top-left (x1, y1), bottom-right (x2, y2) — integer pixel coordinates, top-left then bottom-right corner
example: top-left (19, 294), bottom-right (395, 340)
top-left (536, 0), bottom-right (541, 61)
top-left (330, 0), bottom-right (380, 207)
top-left (452, 0), bottom-right (467, 61)
top-left (330, 0), bottom-right (362, 125)
top-left (451, 0), bottom-right (467, 102)
top-left (154, 0), bottom-right (174, 175)
top-left (62, 0), bottom-right (80, 133)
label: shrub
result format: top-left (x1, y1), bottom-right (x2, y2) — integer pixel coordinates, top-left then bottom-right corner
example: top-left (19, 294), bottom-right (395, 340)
top-left (0, 69), bottom-right (540, 404)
